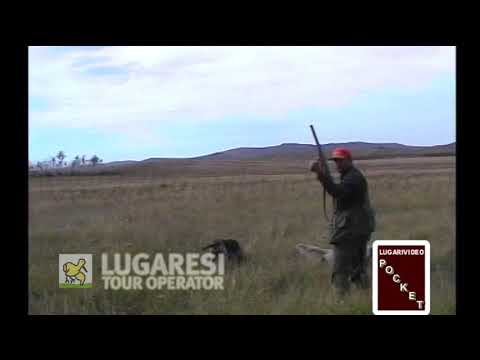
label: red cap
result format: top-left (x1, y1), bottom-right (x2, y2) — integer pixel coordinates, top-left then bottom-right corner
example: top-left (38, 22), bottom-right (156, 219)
top-left (329, 147), bottom-right (352, 160)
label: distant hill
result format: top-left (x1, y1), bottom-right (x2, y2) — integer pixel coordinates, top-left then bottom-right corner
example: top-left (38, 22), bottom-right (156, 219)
top-left (104, 160), bottom-right (138, 167)
top-left (191, 142), bottom-right (456, 161)
top-left (30, 141), bottom-right (455, 178)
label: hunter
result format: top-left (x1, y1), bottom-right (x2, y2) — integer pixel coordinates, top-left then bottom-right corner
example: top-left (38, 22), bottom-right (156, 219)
top-left (310, 147), bottom-right (376, 297)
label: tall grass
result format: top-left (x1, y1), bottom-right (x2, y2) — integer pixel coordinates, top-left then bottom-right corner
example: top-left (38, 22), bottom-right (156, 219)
top-left (29, 168), bottom-right (455, 315)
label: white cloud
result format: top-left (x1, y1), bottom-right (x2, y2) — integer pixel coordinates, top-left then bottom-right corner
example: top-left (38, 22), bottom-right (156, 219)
top-left (29, 46), bottom-right (455, 133)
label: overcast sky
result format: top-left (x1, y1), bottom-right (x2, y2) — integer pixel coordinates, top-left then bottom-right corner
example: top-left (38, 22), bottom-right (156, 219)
top-left (29, 46), bottom-right (456, 163)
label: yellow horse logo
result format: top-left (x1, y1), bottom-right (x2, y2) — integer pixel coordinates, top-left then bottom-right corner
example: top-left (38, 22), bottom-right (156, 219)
top-left (62, 258), bottom-right (88, 285)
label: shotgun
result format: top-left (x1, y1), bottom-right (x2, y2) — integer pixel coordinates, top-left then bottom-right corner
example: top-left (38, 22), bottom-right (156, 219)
top-left (309, 124), bottom-right (332, 222)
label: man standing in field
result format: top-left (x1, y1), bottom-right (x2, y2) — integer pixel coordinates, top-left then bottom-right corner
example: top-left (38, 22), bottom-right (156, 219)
top-left (310, 148), bottom-right (375, 297)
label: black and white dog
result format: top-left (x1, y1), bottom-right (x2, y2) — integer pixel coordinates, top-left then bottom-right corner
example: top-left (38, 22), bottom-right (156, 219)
top-left (202, 239), bottom-right (245, 265)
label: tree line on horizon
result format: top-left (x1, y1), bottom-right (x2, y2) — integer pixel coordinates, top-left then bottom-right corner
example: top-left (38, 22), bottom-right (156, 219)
top-left (29, 151), bottom-right (103, 171)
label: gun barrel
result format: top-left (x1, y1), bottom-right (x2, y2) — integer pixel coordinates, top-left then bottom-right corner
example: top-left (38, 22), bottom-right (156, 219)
top-left (309, 124), bottom-right (332, 222)
top-left (309, 124), bottom-right (325, 161)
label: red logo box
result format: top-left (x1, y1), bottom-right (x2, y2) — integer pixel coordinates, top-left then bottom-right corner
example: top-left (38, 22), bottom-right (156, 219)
top-left (372, 240), bottom-right (430, 315)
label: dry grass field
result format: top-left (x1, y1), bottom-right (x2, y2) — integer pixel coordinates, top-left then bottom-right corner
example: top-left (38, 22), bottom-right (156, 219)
top-left (28, 156), bottom-right (456, 315)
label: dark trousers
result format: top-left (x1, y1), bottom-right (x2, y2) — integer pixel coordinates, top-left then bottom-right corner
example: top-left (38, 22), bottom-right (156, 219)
top-left (331, 235), bottom-right (370, 296)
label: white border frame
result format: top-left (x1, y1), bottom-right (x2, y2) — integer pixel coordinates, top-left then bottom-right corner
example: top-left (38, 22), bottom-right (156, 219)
top-left (372, 240), bottom-right (430, 315)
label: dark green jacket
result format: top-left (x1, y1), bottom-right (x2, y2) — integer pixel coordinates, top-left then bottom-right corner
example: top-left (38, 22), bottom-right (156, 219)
top-left (317, 165), bottom-right (375, 244)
